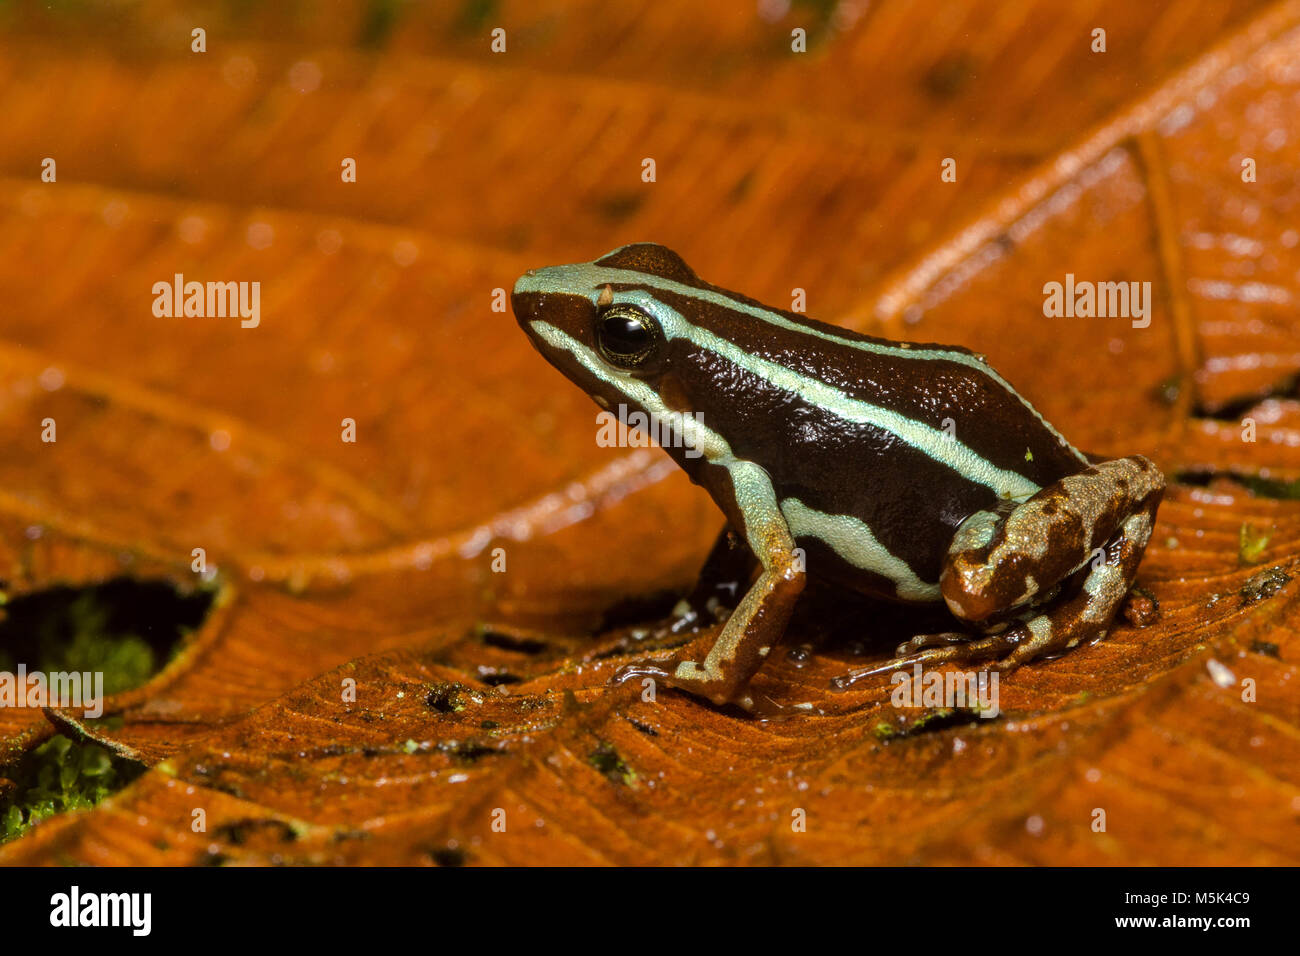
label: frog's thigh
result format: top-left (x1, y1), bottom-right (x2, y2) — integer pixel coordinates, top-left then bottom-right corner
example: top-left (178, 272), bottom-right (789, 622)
top-left (871, 457), bottom-right (1163, 677)
top-left (941, 456), bottom-right (1165, 627)
top-left (669, 462), bottom-right (805, 705)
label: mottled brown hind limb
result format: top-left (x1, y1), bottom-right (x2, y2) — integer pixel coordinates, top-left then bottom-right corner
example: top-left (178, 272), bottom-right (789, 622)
top-left (833, 456), bottom-right (1164, 689)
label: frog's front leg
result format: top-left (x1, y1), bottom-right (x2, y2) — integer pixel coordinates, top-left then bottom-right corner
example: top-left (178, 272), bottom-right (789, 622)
top-left (838, 456), bottom-right (1164, 685)
top-left (612, 463), bottom-right (803, 707)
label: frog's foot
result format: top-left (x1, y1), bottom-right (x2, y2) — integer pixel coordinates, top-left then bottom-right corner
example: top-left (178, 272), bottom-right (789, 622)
top-left (607, 624), bottom-right (723, 697)
top-left (608, 655), bottom-right (761, 710)
top-left (894, 630), bottom-right (970, 655)
top-left (831, 566), bottom-right (1153, 693)
top-left (825, 629), bottom-right (984, 688)
top-left (830, 631), bottom-right (1019, 690)
top-left (609, 658), bottom-right (676, 689)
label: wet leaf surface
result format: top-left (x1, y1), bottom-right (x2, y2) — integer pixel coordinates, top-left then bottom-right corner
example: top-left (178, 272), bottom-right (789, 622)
top-left (0, 0), bottom-right (1297, 864)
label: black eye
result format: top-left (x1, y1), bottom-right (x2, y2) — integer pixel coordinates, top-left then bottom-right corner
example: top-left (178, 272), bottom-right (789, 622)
top-left (596, 306), bottom-right (659, 367)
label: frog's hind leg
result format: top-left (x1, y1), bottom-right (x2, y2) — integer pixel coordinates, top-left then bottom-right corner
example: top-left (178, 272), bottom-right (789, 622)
top-left (833, 456), bottom-right (1163, 688)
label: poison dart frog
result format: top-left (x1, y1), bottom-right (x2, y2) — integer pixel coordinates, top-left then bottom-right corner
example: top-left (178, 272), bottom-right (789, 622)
top-left (512, 244), bottom-right (1163, 708)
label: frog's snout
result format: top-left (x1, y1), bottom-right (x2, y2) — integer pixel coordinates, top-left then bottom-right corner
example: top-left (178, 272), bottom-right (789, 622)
top-left (511, 268), bottom-right (595, 342)
top-left (510, 274), bottom-right (542, 329)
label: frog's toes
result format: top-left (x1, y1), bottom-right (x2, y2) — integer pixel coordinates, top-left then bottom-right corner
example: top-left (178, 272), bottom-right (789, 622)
top-left (608, 658), bottom-right (676, 690)
top-left (830, 632), bottom-right (1022, 690)
top-left (894, 630), bottom-right (970, 656)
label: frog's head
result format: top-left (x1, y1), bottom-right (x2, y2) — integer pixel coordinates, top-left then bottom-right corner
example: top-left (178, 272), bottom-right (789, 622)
top-left (512, 243), bottom-right (724, 463)
top-left (511, 242), bottom-right (697, 373)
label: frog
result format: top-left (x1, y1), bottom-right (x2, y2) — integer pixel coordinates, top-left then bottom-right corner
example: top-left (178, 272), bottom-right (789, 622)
top-left (511, 243), bottom-right (1164, 708)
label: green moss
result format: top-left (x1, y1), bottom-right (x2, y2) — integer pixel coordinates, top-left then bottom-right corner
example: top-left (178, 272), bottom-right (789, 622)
top-left (0, 581), bottom-right (212, 843)
top-left (877, 707), bottom-right (986, 740)
top-left (910, 707), bottom-right (954, 731)
top-left (0, 734), bottom-right (144, 844)
top-left (1238, 523), bottom-right (1271, 566)
top-left (588, 741), bottom-right (637, 786)
top-left (455, 0), bottom-right (498, 34)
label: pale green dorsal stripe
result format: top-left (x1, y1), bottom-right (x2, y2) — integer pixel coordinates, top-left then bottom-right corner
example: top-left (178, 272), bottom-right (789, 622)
top-left (530, 284), bottom-right (1040, 500)
top-left (515, 261), bottom-right (1088, 466)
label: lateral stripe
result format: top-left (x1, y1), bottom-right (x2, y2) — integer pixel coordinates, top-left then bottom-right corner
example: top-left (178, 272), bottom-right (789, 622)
top-left (781, 498), bottom-right (940, 600)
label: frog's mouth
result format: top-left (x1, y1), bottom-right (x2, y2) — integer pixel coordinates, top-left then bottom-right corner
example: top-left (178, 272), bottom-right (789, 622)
top-left (510, 282), bottom-right (623, 408)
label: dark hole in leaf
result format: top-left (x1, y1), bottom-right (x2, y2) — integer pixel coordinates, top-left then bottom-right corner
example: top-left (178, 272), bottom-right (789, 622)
top-left (454, 0), bottom-right (498, 34)
top-left (728, 169), bottom-right (755, 203)
top-left (426, 684), bottom-right (458, 713)
top-left (625, 716), bottom-right (658, 736)
top-left (1173, 470), bottom-right (1300, 500)
top-left (429, 845), bottom-right (467, 867)
top-left (1193, 373), bottom-right (1300, 420)
top-left (0, 577), bottom-right (215, 697)
top-left (425, 682), bottom-right (481, 713)
top-left (437, 739), bottom-right (499, 763)
top-left (476, 667), bottom-right (521, 686)
top-left (875, 709), bottom-right (996, 741)
top-left (595, 191), bottom-right (646, 222)
top-left (212, 818), bottom-right (299, 846)
top-left (905, 709), bottom-right (996, 736)
top-left (479, 629), bottom-right (549, 655)
top-left (922, 51), bottom-right (978, 99)
top-left (358, 0), bottom-right (406, 47)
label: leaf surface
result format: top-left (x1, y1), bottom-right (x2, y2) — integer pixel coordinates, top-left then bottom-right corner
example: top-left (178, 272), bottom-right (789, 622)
top-left (0, 0), bottom-right (1296, 864)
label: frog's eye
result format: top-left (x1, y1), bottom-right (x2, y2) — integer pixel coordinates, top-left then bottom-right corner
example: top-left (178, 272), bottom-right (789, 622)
top-left (596, 305), bottom-right (660, 368)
